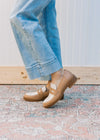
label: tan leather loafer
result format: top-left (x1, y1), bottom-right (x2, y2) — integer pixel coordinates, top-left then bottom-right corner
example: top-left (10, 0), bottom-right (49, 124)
top-left (23, 80), bottom-right (64, 102)
top-left (43, 69), bottom-right (78, 108)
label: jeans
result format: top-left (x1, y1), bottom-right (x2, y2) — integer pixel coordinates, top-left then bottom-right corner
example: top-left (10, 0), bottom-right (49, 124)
top-left (9, 0), bottom-right (63, 81)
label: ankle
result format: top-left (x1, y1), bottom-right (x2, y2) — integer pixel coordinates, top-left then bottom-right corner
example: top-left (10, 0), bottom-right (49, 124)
top-left (51, 68), bottom-right (64, 81)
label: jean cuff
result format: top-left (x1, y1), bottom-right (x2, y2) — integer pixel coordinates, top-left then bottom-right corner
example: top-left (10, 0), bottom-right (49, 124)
top-left (25, 57), bottom-right (63, 81)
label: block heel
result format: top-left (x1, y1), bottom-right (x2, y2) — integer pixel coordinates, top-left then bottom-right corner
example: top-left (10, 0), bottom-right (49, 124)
top-left (68, 75), bottom-right (78, 88)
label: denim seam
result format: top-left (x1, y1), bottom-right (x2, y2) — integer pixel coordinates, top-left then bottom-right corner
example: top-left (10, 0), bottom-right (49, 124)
top-left (25, 56), bottom-right (57, 70)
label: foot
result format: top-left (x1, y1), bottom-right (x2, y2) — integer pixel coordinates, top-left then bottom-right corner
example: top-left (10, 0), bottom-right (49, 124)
top-left (23, 79), bottom-right (64, 102)
top-left (43, 69), bottom-right (78, 108)
top-left (23, 80), bottom-right (51, 101)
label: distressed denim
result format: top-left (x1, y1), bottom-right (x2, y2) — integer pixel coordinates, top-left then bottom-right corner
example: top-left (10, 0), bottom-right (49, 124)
top-left (9, 0), bottom-right (63, 81)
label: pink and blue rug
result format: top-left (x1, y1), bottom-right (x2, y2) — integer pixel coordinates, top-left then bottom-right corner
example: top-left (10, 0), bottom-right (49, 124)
top-left (0, 85), bottom-right (100, 140)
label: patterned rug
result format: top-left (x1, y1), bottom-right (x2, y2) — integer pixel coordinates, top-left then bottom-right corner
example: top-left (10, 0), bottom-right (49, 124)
top-left (0, 85), bottom-right (100, 140)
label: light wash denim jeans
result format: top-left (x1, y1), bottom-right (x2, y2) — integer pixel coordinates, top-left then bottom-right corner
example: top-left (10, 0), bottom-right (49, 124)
top-left (9, 0), bottom-right (63, 81)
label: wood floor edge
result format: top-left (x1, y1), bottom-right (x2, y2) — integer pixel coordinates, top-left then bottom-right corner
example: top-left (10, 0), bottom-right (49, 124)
top-left (0, 66), bottom-right (100, 84)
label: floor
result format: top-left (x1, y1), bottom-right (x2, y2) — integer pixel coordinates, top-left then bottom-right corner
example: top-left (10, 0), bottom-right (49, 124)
top-left (0, 84), bottom-right (100, 140)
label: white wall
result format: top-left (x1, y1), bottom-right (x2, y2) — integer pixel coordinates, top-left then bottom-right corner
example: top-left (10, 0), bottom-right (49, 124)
top-left (0, 0), bottom-right (100, 66)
